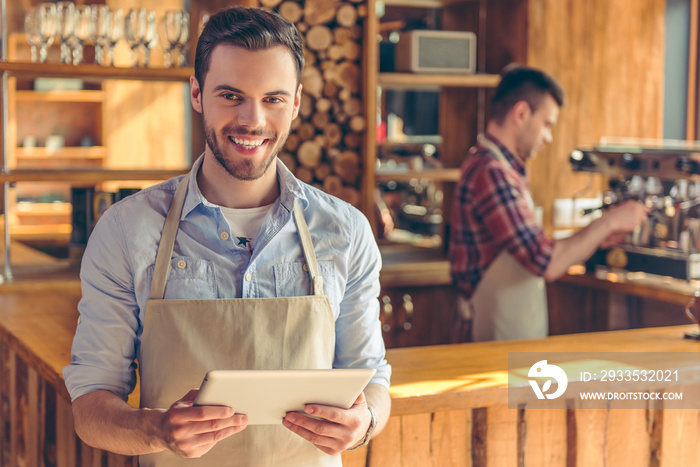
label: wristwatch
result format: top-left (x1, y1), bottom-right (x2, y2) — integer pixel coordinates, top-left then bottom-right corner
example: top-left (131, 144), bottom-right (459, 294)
top-left (348, 405), bottom-right (377, 450)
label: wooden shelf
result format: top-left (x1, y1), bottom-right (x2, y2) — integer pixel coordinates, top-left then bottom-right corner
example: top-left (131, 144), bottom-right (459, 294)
top-left (378, 72), bottom-right (500, 89)
top-left (4, 224), bottom-right (72, 243)
top-left (0, 168), bottom-right (189, 183)
top-left (0, 60), bottom-right (192, 82)
top-left (375, 167), bottom-right (460, 182)
top-left (15, 202), bottom-right (71, 216)
top-left (15, 89), bottom-right (104, 103)
top-left (16, 146), bottom-right (106, 160)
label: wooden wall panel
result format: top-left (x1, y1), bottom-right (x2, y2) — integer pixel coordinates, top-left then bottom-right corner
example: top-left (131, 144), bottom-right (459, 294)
top-left (485, 405), bottom-right (517, 467)
top-left (606, 406), bottom-right (651, 466)
top-left (526, 0), bottom-right (666, 232)
top-left (522, 402), bottom-right (567, 467)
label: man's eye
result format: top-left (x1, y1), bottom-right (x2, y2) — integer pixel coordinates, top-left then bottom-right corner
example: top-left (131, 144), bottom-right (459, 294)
top-left (266, 97), bottom-right (283, 104)
top-left (222, 93), bottom-right (238, 101)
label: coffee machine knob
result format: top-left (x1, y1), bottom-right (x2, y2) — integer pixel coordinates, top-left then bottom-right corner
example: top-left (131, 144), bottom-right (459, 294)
top-left (620, 153), bottom-right (642, 171)
top-left (676, 157), bottom-right (700, 175)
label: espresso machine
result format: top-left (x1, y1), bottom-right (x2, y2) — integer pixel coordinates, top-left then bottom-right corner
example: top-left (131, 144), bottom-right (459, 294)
top-left (570, 139), bottom-right (700, 280)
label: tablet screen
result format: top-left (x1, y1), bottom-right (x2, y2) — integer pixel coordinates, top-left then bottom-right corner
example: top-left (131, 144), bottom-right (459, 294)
top-left (193, 368), bottom-right (376, 425)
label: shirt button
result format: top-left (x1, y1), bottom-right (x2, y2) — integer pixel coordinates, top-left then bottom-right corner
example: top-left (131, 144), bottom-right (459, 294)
top-left (220, 232), bottom-right (230, 241)
top-left (303, 264), bottom-right (309, 271)
top-left (177, 260), bottom-right (186, 269)
top-left (245, 273), bottom-right (252, 282)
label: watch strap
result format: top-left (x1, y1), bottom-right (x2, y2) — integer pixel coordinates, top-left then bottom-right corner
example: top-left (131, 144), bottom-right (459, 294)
top-left (348, 405), bottom-right (377, 450)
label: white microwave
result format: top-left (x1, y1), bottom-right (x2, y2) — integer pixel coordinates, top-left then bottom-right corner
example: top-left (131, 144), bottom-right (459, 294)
top-left (394, 30), bottom-right (477, 74)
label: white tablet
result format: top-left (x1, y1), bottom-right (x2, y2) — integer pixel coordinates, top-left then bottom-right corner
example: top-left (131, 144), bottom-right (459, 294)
top-left (193, 368), bottom-right (376, 425)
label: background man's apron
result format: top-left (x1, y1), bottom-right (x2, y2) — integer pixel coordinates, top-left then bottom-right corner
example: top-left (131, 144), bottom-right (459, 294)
top-left (139, 177), bottom-right (341, 466)
top-left (469, 135), bottom-right (548, 342)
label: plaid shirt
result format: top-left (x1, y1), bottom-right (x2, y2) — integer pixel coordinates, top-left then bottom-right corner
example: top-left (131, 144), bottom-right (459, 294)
top-left (449, 134), bottom-right (554, 298)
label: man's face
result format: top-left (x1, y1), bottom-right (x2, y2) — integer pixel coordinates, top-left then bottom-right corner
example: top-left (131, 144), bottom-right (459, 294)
top-left (190, 44), bottom-right (301, 181)
top-left (515, 94), bottom-right (559, 161)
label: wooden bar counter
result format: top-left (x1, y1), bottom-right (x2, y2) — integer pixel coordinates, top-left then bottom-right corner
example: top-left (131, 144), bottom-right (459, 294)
top-left (2, 273), bottom-right (700, 466)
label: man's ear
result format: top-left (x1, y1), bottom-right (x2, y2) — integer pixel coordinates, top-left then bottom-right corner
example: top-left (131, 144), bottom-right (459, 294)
top-left (291, 83), bottom-right (303, 120)
top-left (190, 76), bottom-right (203, 113)
top-left (510, 100), bottom-right (532, 127)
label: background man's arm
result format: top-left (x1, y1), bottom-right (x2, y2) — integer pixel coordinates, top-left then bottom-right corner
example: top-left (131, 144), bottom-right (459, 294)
top-left (544, 200), bottom-right (649, 281)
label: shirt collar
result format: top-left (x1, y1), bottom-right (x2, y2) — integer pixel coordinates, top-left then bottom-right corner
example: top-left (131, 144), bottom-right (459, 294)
top-left (180, 154), bottom-right (309, 220)
top-left (483, 132), bottom-right (527, 176)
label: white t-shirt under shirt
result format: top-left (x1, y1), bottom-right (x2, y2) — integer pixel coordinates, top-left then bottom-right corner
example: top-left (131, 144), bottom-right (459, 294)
top-left (219, 203), bottom-right (274, 255)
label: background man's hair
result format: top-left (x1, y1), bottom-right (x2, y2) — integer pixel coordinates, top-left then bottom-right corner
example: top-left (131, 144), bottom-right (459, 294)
top-left (194, 6), bottom-right (305, 89)
top-left (489, 64), bottom-right (565, 124)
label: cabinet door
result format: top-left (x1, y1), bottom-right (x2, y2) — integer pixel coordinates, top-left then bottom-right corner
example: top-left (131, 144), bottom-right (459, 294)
top-left (379, 285), bottom-right (456, 348)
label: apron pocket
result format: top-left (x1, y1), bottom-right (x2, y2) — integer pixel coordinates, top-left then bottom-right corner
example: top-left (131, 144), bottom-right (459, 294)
top-left (147, 257), bottom-right (218, 299)
top-left (273, 260), bottom-right (338, 305)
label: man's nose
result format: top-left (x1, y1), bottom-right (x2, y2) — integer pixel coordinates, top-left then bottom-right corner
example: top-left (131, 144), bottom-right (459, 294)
top-left (544, 129), bottom-right (553, 144)
top-left (237, 101), bottom-right (265, 129)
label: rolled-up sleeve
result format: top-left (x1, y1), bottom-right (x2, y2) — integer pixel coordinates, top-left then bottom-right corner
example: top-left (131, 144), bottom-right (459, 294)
top-left (333, 211), bottom-right (391, 388)
top-left (62, 207), bottom-right (141, 402)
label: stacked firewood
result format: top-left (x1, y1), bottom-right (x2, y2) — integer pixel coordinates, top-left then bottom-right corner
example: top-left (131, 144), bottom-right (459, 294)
top-left (258, 0), bottom-right (366, 207)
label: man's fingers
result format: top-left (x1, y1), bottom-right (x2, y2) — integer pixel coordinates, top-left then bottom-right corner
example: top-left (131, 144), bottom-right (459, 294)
top-left (170, 404), bottom-right (235, 423)
top-left (174, 414), bottom-right (247, 436)
top-left (282, 416), bottom-right (344, 454)
top-left (172, 425), bottom-right (246, 458)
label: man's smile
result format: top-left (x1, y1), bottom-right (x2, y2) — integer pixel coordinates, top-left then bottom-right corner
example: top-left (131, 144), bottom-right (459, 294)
top-left (228, 136), bottom-right (268, 150)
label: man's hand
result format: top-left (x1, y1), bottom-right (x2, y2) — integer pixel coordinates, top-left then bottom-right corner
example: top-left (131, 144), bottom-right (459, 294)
top-left (281, 392), bottom-right (371, 455)
top-left (161, 389), bottom-right (248, 458)
top-left (602, 200), bottom-right (650, 232)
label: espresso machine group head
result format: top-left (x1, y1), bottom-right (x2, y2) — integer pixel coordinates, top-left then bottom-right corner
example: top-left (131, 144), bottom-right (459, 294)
top-left (570, 139), bottom-right (700, 280)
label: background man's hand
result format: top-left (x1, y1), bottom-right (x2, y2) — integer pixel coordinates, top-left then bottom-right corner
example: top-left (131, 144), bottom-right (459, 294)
top-left (161, 389), bottom-right (248, 458)
top-left (282, 392), bottom-right (371, 455)
top-left (602, 200), bottom-right (650, 232)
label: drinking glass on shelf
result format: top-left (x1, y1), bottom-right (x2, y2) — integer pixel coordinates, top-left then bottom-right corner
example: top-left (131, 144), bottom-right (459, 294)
top-left (92, 5), bottom-right (111, 65)
top-left (103, 8), bottom-right (124, 67)
top-left (24, 8), bottom-right (42, 63)
top-left (69, 5), bottom-right (95, 65)
top-left (160, 10), bottom-right (185, 68)
top-left (174, 11), bottom-right (190, 67)
top-left (142, 10), bottom-right (157, 68)
top-left (34, 3), bottom-right (57, 64)
top-left (55, 1), bottom-right (75, 64)
top-left (125, 8), bottom-right (147, 67)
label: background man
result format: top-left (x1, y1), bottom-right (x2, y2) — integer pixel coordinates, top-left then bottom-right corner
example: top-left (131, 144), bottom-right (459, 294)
top-left (63, 7), bottom-right (390, 466)
top-left (449, 65), bottom-right (649, 342)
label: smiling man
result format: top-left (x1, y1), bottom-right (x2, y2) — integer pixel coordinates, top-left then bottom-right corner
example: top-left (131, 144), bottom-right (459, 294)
top-left (448, 65), bottom-right (648, 342)
top-left (63, 7), bottom-right (391, 467)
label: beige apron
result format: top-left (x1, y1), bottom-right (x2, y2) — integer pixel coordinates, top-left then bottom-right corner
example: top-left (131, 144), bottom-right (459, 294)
top-left (469, 135), bottom-right (548, 342)
top-left (138, 176), bottom-right (340, 466)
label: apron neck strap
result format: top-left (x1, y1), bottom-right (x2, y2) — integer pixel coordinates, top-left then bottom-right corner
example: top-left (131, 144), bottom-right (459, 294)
top-left (149, 178), bottom-right (324, 299)
top-left (476, 133), bottom-right (536, 211)
top-left (293, 199), bottom-right (324, 296)
top-left (149, 176), bottom-right (189, 300)
top-left (477, 134), bottom-right (511, 168)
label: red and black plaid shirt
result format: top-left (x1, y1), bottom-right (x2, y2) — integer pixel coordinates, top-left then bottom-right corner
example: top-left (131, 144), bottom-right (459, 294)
top-left (449, 134), bottom-right (554, 298)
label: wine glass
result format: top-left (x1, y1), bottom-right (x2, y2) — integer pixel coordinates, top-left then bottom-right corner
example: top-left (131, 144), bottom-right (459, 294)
top-left (34, 3), bottom-right (57, 64)
top-left (69, 5), bottom-right (95, 65)
top-left (24, 8), bottom-right (42, 63)
top-left (55, 1), bottom-right (75, 65)
top-left (142, 10), bottom-right (157, 68)
top-left (103, 8), bottom-right (124, 67)
top-left (174, 11), bottom-right (190, 67)
top-left (92, 5), bottom-right (112, 65)
top-left (125, 8), bottom-right (147, 67)
top-left (160, 10), bottom-right (184, 68)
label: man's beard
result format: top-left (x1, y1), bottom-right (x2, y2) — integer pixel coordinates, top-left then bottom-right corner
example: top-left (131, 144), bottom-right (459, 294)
top-left (203, 120), bottom-right (289, 181)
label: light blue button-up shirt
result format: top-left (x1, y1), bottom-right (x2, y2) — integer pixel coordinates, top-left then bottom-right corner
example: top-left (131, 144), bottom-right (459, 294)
top-left (63, 155), bottom-right (391, 401)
